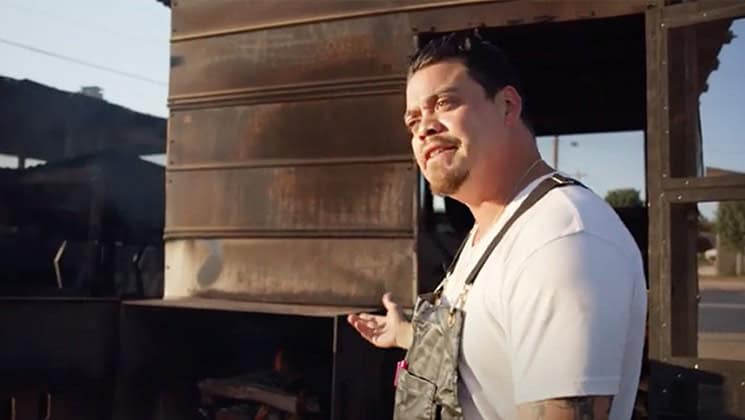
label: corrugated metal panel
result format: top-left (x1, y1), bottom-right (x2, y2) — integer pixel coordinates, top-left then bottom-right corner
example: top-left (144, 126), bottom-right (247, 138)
top-left (165, 162), bottom-right (415, 235)
top-left (169, 0), bottom-right (491, 40)
top-left (164, 238), bottom-right (415, 306)
top-left (168, 95), bottom-right (410, 165)
top-left (407, 0), bottom-right (652, 33)
top-left (169, 13), bottom-right (411, 98)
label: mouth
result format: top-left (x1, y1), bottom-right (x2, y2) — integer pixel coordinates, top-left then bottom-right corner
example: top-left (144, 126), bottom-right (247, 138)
top-left (424, 144), bottom-right (458, 165)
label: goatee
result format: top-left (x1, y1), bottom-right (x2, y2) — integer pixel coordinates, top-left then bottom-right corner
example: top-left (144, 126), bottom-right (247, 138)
top-left (428, 166), bottom-right (470, 196)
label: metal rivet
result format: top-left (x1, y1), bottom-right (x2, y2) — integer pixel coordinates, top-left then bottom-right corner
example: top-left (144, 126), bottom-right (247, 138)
top-left (677, 195), bottom-right (683, 200)
top-left (662, 60), bottom-right (667, 65)
top-left (665, 129), bottom-right (670, 134)
top-left (663, 105), bottom-right (668, 111)
top-left (740, 381), bottom-right (745, 387)
top-left (694, 364), bottom-right (699, 369)
top-left (702, 12), bottom-right (708, 17)
top-left (662, 322), bottom-right (667, 328)
top-left (684, 180), bottom-right (689, 185)
top-left (662, 388), bottom-right (668, 394)
top-left (676, 373), bottom-right (684, 379)
top-left (661, 23), bottom-right (666, 28)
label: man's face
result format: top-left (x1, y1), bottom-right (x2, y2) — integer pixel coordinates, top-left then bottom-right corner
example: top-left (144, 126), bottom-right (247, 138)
top-left (404, 60), bottom-right (507, 196)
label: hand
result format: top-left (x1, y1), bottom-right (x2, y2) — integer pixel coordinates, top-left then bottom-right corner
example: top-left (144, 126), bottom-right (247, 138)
top-left (347, 293), bottom-right (412, 349)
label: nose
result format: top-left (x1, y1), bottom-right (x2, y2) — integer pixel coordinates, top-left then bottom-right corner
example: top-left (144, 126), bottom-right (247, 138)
top-left (416, 114), bottom-right (445, 141)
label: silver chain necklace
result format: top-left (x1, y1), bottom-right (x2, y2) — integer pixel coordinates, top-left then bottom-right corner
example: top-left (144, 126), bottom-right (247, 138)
top-left (473, 157), bottom-right (544, 243)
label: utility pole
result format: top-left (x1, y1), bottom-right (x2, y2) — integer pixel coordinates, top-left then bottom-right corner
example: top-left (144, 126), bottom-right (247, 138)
top-left (572, 170), bottom-right (587, 180)
top-left (552, 135), bottom-right (559, 169)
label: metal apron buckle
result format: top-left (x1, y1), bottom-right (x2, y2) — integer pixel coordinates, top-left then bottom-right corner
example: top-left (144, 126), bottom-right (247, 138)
top-left (448, 283), bottom-right (471, 327)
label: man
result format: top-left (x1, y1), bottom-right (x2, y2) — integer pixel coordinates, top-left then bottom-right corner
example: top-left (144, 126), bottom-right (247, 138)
top-left (347, 32), bottom-right (646, 420)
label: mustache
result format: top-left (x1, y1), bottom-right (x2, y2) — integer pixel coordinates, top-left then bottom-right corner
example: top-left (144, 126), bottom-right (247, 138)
top-left (425, 135), bottom-right (460, 147)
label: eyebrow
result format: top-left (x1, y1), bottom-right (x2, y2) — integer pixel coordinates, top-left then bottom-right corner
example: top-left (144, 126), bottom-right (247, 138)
top-left (403, 86), bottom-right (460, 122)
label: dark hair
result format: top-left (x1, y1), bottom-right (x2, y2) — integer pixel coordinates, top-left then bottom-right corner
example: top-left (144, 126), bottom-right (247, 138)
top-left (408, 31), bottom-right (526, 104)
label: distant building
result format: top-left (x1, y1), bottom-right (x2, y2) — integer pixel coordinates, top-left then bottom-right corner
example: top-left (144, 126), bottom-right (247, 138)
top-left (79, 86), bottom-right (103, 99)
top-left (705, 167), bottom-right (745, 276)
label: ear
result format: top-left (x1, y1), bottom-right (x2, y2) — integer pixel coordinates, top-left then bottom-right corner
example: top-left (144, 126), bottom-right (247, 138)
top-left (500, 86), bottom-right (523, 127)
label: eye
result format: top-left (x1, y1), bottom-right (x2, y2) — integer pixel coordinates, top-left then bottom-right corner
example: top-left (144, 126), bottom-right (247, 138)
top-left (435, 97), bottom-right (454, 111)
top-left (406, 119), bottom-right (420, 133)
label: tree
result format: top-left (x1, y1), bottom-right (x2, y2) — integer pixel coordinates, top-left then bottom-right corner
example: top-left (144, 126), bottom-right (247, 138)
top-left (699, 213), bottom-right (715, 233)
top-left (605, 188), bottom-right (643, 208)
top-left (716, 201), bottom-right (745, 251)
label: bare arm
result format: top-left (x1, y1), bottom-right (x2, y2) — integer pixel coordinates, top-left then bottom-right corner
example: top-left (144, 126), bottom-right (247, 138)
top-left (517, 396), bottom-right (613, 420)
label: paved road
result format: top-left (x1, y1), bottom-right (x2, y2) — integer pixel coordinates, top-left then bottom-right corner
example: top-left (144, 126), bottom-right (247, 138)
top-left (700, 286), bottom-right (745, 333)
top-left (698, 279), bottom-right (745, 360)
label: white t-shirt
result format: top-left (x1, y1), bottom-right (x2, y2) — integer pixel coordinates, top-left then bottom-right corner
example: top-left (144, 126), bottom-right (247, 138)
top-left (441, 174), bottom-right (647, 420)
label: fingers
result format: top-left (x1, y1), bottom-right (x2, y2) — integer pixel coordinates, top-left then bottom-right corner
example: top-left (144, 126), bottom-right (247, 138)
top-left (382, 292), bottom-right (398, 311)
top-left (347, 313), bottom-right (386, 343)
top-left (348, 312), bottom-right (384, 325)
top-left (349, 314), bottom-right (384, 332)
top-left (357, 313), bottom-right (381, 321)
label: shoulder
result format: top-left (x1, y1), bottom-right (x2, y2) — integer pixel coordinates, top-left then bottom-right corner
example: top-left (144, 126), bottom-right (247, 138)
top-left (496, 183), bottom-right (645, 303)
top-left (505, 183), bottom-right (641, 268)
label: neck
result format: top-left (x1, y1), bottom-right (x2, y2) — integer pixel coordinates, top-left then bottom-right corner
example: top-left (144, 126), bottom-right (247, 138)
top-left (464, 159), bottom-right (553, 244)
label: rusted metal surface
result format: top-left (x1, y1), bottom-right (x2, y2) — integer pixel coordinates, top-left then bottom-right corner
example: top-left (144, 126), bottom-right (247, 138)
top-left (168, 76), bottom-right (406, 109)
top-left (646, 5), bottom-right (671, 365)
top-left (168, 95), bottom-right (410, 165)
top-left (661, 0), bottom-right (745, 28)
top-left (660, 186), bottom-right (745, 204)
top-left (169, 0), bottom-right (653, 42)
top-left (407, 0), bottom-right (652, 34)
top-left (169, 13), bottom-right (411, 98)
top-left (125, 298), bottom-right (374, 317)
top-left (647, 2), bottom-right (745, 418)
top-left (669, 204), bottom-right (699, 357)
top-left (170, 0), bottom-right (493, 41)
top-left (165, 162), bottom-right (415, 235)
top-left (164, 238), bottom-right (415, 306)
top-left (667, 14), bottom-right (738, 179)
top-left (662, 178), bottom-right (745, 202)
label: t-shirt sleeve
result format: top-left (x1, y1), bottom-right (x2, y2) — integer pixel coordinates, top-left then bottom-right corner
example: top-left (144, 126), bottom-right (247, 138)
top-left (503, 232), bottom-right (635, 404)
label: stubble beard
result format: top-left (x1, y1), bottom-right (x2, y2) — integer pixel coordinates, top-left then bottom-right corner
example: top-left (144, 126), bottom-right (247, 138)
top-left (426, 159), bottom-right (470, 196)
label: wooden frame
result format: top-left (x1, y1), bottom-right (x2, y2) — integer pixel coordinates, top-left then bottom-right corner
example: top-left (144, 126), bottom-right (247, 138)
top-left (646, 1), bottom-right (745, 417)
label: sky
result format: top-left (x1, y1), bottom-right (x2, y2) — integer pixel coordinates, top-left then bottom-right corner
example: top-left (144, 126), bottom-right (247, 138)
top-left (0, 0), bottom-right (170, 117)
top-left (0, 1), bottom-right (743, 215)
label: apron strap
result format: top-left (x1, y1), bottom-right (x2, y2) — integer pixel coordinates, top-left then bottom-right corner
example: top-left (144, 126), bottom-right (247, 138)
top-left (463, 173), bottom-right (584, 286)
top-left (432, 173), bottom-right (584, 297)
